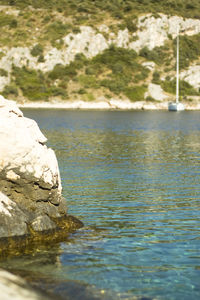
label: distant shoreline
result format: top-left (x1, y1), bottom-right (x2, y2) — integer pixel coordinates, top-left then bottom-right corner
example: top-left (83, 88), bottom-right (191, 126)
top-left (18, 99), bottom-right (200, 111)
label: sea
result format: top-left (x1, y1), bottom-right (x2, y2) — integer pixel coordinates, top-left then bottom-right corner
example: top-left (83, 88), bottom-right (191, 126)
top-left (1, 109), bottom-right (200, 300)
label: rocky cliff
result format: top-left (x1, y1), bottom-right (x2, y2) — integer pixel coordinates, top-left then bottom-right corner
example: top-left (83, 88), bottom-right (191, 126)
top-left (0, 6), bottom-right (200, 104)
top-left (0, 96), bottom-right (83, 255)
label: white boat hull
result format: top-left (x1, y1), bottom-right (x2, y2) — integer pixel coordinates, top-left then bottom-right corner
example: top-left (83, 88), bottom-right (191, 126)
top-left (168, 102), bottom-right (185, 111)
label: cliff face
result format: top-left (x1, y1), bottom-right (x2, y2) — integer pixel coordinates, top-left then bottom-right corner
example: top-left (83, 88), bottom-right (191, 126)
top-left (0, 10), bottom-right (200, 102)
top-left (0, 96), bottom-right (83, 254)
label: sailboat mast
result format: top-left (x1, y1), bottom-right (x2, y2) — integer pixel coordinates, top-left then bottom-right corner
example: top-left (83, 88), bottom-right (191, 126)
top-left (176, 27), bottom-right (179, 104)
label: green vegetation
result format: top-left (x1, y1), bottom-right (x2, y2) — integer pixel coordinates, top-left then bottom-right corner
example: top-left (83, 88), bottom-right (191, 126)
top-left (0, 11), bottom-right (17, 28)
top-left (30, 44), bottom-right (43, 57)
top-left (78, 75), bottom-right (99, 89)
top-left (152, 71), bottom-right (160, 84)
top-left (0, 0), bottom-right (199, 102)
top-left (125, 85), bottom-right (147, 102)
top-left (139, 45), bottom-right (170, 66)
top-left (1, 0), bottom-right (200, 19)
top-left (2, 84), bottom-right (18, 97)
top-left (44, 21), bottom-right (72, 44)
top-left (2, 46), bottom-right (151, 101)
top-left (0, 68), bottom-right (8, 77)
top-left (161, 79), bottom-right (199, 96)
top-left (176, 34), bottom-right (200, 69)
top-left (6, 66), bottom-right (67, 101)
top-left (83, 46), bottom-right (149, 100)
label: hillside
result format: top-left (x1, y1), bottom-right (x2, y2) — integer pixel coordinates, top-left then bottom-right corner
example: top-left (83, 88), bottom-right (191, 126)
top-left (0, 0), bottom-right (199, 105)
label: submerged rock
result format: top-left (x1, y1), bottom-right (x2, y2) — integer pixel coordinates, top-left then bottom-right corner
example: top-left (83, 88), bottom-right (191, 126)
top-left (0, 96), bottom-right (83, 255)
top-left (0, 269), bottom-right (55, 300)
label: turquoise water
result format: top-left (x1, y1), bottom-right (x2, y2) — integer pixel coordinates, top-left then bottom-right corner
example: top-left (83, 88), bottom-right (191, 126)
top-left (3, 110), bottom-right (200, 299)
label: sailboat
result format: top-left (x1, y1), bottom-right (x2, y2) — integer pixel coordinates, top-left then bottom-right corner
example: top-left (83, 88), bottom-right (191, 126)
top-left (168, 27), bottom-right (185, 111)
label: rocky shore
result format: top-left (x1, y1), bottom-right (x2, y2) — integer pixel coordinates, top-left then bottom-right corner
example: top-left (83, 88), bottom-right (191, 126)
top-left (0, 95), bottom-right (85, 299)
top-left (0, 95), bottom-right (83, 256)
top-left (18, 98), bottom-right (200, 110)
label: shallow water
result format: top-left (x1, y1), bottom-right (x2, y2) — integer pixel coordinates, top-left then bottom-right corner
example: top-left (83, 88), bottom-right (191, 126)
top-left (2, 110), bottom-right (200, 299)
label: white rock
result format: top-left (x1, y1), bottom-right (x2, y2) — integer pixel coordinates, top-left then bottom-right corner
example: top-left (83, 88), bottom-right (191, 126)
top-left (180, 65), bottom-right (200, 90)
top-left (0, 269), bottom-right (51, 300)
top-left (0, 192), bottom-right (15, 217)
top-left (0, 95), bottom-right (62, 195)
top-left (146, 83), bottom-right (168, 101)
top-left (6, 170), bottom-right (20, 181)
top-left (115, 29), bottom-right (129, 48)
top-left (142, 61), bottom-right (155, 71)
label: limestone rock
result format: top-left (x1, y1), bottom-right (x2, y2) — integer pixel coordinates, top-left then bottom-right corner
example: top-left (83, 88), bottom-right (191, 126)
top-left (180, 65), bottom-right (200, 90)
top-left (0, 96), bottom-right (83, 253)
top-left (145, 83), bottom-right (168, 101)
top-left (0, 269), bottom-right (54, 300)
top-left (130, 13), bottom-right (200, 51)
top-left (142, 61), bottom-right (155, 71)
top-left (0, 13), bottom-right (200, 94)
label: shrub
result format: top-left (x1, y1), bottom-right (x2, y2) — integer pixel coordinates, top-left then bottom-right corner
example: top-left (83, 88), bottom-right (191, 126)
top-left (9, 19), bottom-right (18, 28)
top-left (31, 44), bottom-right (43, 57)
top-left (146, 96), bottom-right (156, 102)
top-left (42, 15), bottom-right (51, 24)
top-left (3, 0), bottom-right (200, 19)
top-left (48, 64), bottom-right (77, 81)
top-left (11, 66), bottom-right (59, 101)
top-left (85, 63), bottom-right (103, 76)
top-left (0, 52), bottom-right (5, 60)
top-left (161, 79), bottom-right (176, 94)
top-left (94, 45), bottom-right (138, 69)
top-left (124, 17), bottom-right (138, 33)
top-left (100, 77), bottom-right (127, 94)
top-left (14, 30), bottom-right (28, 43)
top-left (0, 68), bottom-right (8, 77)
top-left (139, 46), bottom-right (168, 65)
top-left (176, 34), bottom-right (200, 69)
top-left (83, 93), bottom-right (95, 101)
top-left (50, 86), bottom-right (67, 98)
top-left (38, 54), bottom-right (45, 63)
top-left (179, 80), bottom-right (199, 96)
top-left (161, 79), bottom-right (199, 96)
top-left (78, 75), bottom-right (99, 89)
top-left (152, 71), bottom-right (160, 84)
top-left (77, 88), bottom-right (86, 94)
top-left (133, 68), bottom-right (150, 82)
top-left (85, 66), bottom-right (96, 75)
top-left (74, 53), bottom-right (88, 68)
top-left (0, 12), bottom-right (16, 27)
top-left (125, 85), bottom-right (147, 102)
top-left (2, 84), bottom-right (18, 97)
top-left (72, 27), bottom-right (81, 34)
top-left (44, 21), bottom-right (72, 42)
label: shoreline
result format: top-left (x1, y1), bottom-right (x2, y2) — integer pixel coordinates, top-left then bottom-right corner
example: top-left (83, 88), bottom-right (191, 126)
top-left (18, 99), bottom-right (200, 110)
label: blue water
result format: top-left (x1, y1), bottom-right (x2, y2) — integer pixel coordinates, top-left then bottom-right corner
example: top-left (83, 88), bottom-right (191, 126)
top-left (3, 110), bottom-right (200, 299)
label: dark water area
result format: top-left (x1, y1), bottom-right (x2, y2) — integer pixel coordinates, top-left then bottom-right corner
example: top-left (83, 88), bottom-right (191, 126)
top-left (2, 109), bottom-right (200, 300)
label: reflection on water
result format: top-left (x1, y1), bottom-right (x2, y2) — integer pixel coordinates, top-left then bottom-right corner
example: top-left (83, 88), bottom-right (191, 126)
top-left (2, 110), bottom-right (200, 300)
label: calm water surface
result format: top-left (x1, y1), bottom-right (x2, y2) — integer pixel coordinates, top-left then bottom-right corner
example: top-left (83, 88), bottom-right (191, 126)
top-left (2, 110), bottom-right (200, 299)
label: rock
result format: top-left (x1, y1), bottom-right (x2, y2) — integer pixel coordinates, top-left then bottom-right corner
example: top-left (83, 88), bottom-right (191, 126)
top-left (145, 83), bottom-right (168, 101)
top-left (0, 96), bottom-right (83, 255)
top-left (0, 269), bottom-right (54, 300)
top-left (180, 65), bottom-right (200, 90)
top-left (0, 13), bottom-right (200, 95)
top-left (0, 13), bottom-right (200, 93)
top-left (142, 61), bottom-right (155, 71)
top-left (31, 215), bottom-right (57, 232)
top-left (130, 13), bottom-right (200, 51)
top-left (63, 26), bottom-right (108, 60)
